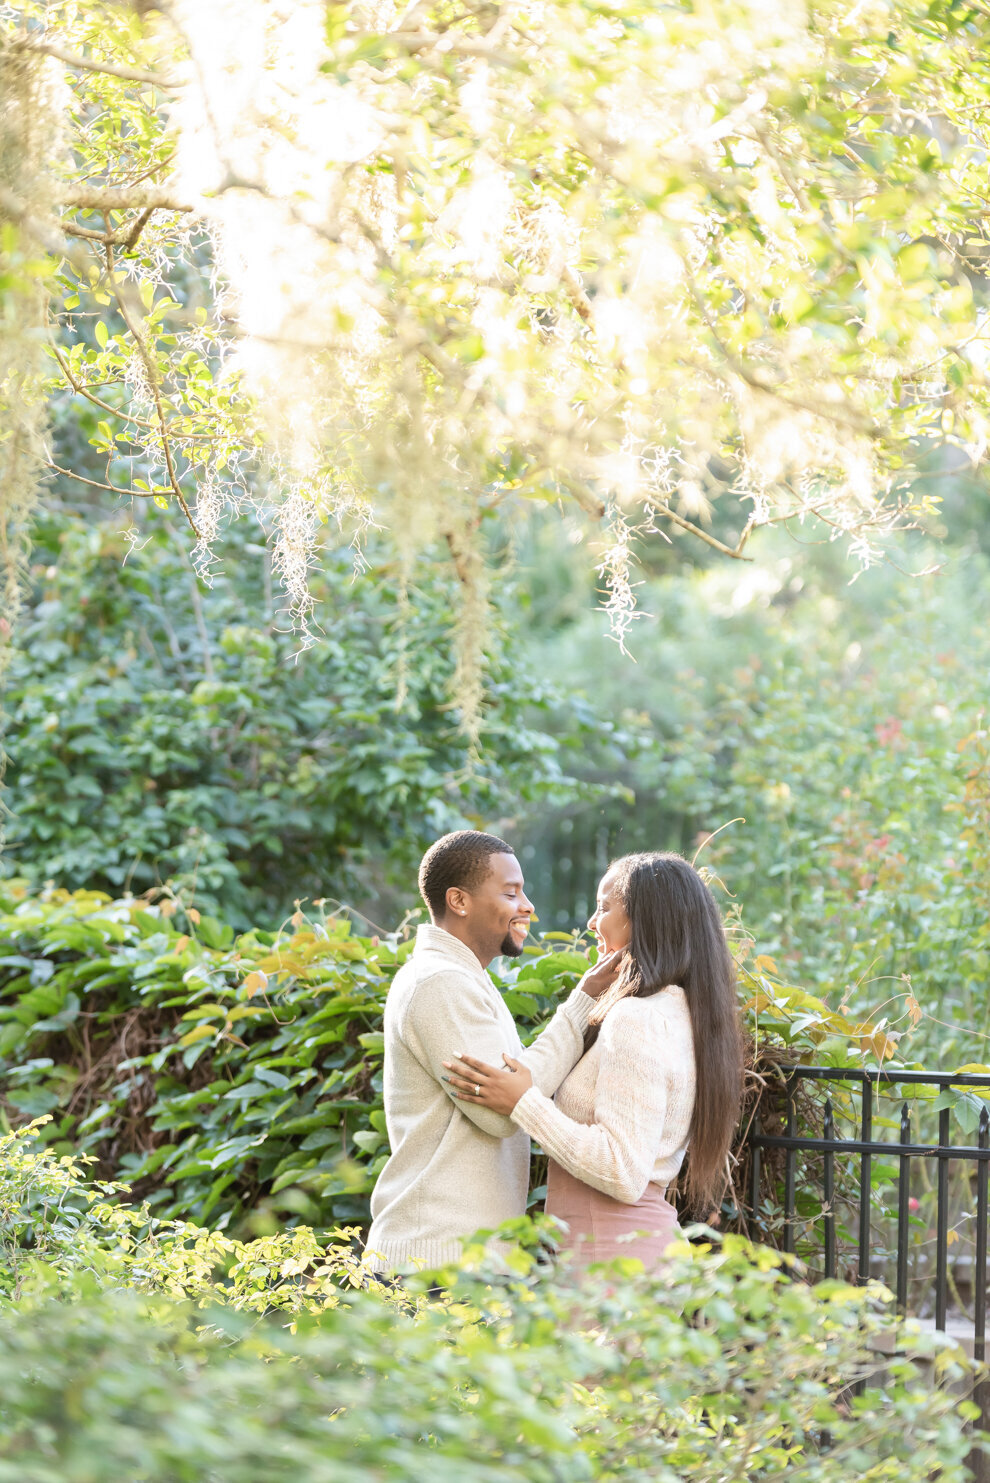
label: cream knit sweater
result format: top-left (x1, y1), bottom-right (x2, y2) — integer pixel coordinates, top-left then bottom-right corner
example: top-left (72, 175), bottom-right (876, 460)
top-left (509, 985), bottom-right (696, 1204)
top-left (364, 924), bottom-right (593, 1271)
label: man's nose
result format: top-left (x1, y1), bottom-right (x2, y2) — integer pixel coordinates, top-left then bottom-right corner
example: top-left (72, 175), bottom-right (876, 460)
top-left (521, 894), bottom-right (534, 916)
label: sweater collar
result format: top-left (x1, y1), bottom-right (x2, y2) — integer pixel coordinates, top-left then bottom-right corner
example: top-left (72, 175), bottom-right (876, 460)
top-left (415, 923), bottom-right (490, 981)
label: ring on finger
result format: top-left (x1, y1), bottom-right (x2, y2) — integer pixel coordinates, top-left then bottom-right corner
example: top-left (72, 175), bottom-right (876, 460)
top-left (474, 1083), bottom-right (481, 1097)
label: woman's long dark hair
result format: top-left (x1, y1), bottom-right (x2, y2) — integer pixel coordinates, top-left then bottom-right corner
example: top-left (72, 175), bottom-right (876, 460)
top-left (585, 851), bottom-right (743, 1217)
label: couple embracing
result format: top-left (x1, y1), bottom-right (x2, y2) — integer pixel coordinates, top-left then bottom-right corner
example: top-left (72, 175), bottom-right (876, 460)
top-left (364, 830), bottom-right (743, 1274)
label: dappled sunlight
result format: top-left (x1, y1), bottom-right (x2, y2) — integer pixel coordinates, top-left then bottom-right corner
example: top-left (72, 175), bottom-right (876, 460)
top-left (6, 0), bottom-right (984, 672)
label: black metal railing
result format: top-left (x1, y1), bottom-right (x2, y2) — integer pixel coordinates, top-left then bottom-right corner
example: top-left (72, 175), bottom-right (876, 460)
top-left (748, 1065), bottom-right (990, 1475)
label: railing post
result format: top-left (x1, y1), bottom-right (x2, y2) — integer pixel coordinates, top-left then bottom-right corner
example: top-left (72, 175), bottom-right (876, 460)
top-left (936, 1105), bottom-right (951, 1332)
top-left (971, 1107), bottom-right (990, 1483)
top-left (858, 1079), bottom-right (872, 1284)
top-left (784, 1076), bottom-right (796, 1257)
top-left (896, 1102), bottom-right (911, 1316)
top-left (976, 1106), bottom-right (988, 1364)
top-left (823, 1096), bottom-right (835, 1280)
top-left (749, 1106), bottom-right (762, 1238)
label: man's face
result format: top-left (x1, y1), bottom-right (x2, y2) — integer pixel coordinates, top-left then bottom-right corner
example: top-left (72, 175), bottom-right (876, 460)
top-left (456, 852), bottom-right (534, 961)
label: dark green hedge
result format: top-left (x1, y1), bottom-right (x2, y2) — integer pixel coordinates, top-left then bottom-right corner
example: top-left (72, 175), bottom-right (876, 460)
top-left (2, 513), bottom-right (626, 926)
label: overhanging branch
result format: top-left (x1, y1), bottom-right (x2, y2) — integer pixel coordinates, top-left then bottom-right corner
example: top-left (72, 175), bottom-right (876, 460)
top-left (649, 500), bottom-right (755, 560)
top-left (58, 187), bottom-right (195, 213)
top-left (45, 460), bottom-right (160, 497)
top-left (105, 240), bottom-right (201, 541)
top-left (3, 34), bottom-right (177, 89)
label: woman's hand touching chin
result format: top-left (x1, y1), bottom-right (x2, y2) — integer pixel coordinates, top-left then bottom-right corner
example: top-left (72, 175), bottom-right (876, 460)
top-left (442, 1052), bottom-right (533, 1114)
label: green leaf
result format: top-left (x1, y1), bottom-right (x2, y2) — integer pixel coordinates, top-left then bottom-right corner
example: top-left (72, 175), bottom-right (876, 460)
top-left (177, 1023), bottom-right (218, 1049)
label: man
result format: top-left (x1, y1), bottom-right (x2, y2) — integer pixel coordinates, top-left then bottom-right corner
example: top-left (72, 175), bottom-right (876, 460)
top-left (364, 829), bottom-right (618, 1271)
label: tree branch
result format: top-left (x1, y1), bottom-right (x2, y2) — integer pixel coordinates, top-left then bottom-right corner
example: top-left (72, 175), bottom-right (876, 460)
top-left (1, 183), bottom-right (177, 267)
top-left (564, 479), bottom-right (607, 520)
top-left (57, 187), bottom-right (195, 213)
top-left (3, 35), bottom-right (176, 89)
top-left (60, 205), bottom-right (159, 249)
top-left (49, 341), bottom-right (215, 445)
top-left (648, 500), bottom-right (755, 560)
top-left (681, 268), bottom-right (881, 439)
top-left (61, 219), bottom-right (114, 243)
top-left (50, 341), bottom-right (157, 432)
top-left (560, 262), bottom-right (593, 324)
top-left (105, 241), bottom-right (201, 540)
top-left (45, 460), bottom-right (157, 497)
top-left (119, 206), bottom-right (156, 252)
top-left (351, 29), bottom-right (522, 67)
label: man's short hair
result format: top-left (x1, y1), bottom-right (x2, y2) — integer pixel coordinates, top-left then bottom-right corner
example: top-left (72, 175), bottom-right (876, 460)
top-left (418, 830), bottom-right (514, 918)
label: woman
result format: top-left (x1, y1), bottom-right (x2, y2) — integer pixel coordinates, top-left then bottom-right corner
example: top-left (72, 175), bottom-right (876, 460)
top-left (443, 852), bottom-right (743, 1270)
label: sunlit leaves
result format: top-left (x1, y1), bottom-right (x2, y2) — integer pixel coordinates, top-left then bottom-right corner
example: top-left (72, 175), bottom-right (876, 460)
top-left (0, 1118), bottom-right (979, 1481)
top-left (7, 0), bottom-right (990, 649)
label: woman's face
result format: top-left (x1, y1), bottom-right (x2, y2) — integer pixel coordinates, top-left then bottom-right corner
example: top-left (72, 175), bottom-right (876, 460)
top-left (588, 869), bottom-right (632, 956)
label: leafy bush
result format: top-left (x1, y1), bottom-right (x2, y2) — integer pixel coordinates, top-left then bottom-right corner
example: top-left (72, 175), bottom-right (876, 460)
top-left (0, 1118), bottom-right (375, 1310)
top-left (0, 1118), bottom-right (131, 1302)
top-left (0, 1121), bottom-right (981, 1483)
top-left (0, 1234), bottom-right (979, 1480)
top-left (1, 510), bottom-right (614, 926)
top-left (0, 883), bottom-right (913, 1236)
top-left (520, 542), bottom-right (990, 1064)
top-left (685, 621), bottom-right (990, 1068)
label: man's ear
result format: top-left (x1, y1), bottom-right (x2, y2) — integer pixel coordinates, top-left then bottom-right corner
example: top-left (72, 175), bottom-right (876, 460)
top-left (445, 885), bottom-right (470, 919)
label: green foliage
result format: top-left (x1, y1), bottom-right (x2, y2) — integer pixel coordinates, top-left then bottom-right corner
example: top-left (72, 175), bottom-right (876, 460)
top-left (0, 508), bottom-right (608, 925)
top-left (5, 1268), bottom-right (981, 1483)
top-left (0, 1245), bottom-right (980, 1481)
top-left (9, 0), bottom-right (990, 651)
top-left (0, 1120), bottom-right (981, 1483)
top-left (522, 542), bottom-right (990, 1064)
top-left (0, 1118), bottom-right (376, 1310)
top-left (0, 1118), bottom-right (121, 1301)
top-left (665, 565), bottom-right (990, 1067)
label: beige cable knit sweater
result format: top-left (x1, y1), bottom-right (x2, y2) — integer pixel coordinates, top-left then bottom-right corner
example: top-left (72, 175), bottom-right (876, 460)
top-left (509, 985), bottom-right (696, 1204)
top-left (364, 924), bottom-right (593, 1270)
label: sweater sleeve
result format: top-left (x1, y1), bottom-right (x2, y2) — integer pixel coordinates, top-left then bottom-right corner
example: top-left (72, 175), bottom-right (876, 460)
top-left (509, 1000), bottom-right (678, 1203)
top-left (516, 987), bottom-right (592, 1098)
top-left (404, 970), bottom-right (521, 1140)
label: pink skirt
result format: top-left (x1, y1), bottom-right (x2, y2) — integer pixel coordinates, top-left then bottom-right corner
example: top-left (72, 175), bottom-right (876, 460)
top-left (545, 1158), bottom-right (681, 1270)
